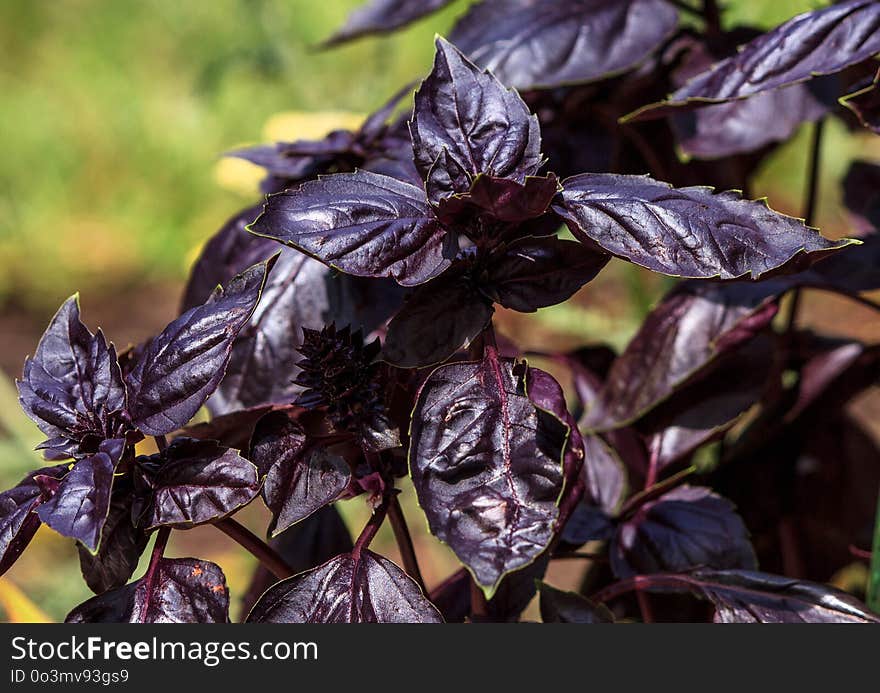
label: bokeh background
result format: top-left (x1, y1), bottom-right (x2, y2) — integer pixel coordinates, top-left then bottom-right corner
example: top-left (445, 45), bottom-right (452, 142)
top-left (2, 0), bottom-right (878, 622)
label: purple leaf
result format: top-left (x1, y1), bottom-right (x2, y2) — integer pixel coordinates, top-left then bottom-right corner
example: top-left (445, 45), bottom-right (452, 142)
top-left (485, 237), bottom-right (609, 312)
top-left (250, 171), bottom-right (452, 287)
top-left (134, 438), bottom-right (260, 530)
top-left (554, 174), bottom-right (851, 280)
top-left (37, 438), bottom-right (125, 552)
top-left (0, 465), bottom-right (67, 576)
top-left (126, 260), bottom-right (271, 435)
top-left (671, 82), bottom-right (832, 159)
top-left (382, 270), bottom-right (494, 368)
top-left (842, 69), bottom-right (880, 133)
top-left (17, 296), bottom-right (127, 458)
top-left (583, 281), bottom-right (783, 430)
top-left (249, 411), bottom-right (351, 536)
top-left (450, 0), bottom-right (678, 91)
top-left (842, 161), bottom-right (880, 233)
top-left (183, 208), bottom-right (402, 415)
top-left (246, 550), bottom-right (442, 623)
top-left (411, 38), bottom-right (543, 204)
top-left (322, 0), bottom-right (457, 47)
top-left (643, 334), bottom-right (776, 470)
top-left (409, 349), bottom-right (568, 595)
top-left (633, 570), bottom-right (880, 623)
top-left (78, 475), bottom-right (149, 594)
top-left (628, 0), bottom-right (880, 121)
top-left (538, 582), bottom-right (614, 623)
top-left (611, 486), bottom-right (756, 578)
top-left (66, 557), bottom-right (229, 623)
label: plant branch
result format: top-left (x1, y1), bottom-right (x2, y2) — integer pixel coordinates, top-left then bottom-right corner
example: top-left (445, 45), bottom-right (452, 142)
top-left (353, 497), bottom-right (389, 558)
top-left (387, 494), bottom-right (427, 593)
top-left (142, 527), bottom-right (171, 595)
top-left (702, 0), bottom-right (721, 34)
top-left (214, 517), bottom-right (293, 580)
top-left (154, 434), bottom-right (168, 452)
top-left (622, 465), bottom-right (696, 517)
top-left (552, 551), bottom-right (608, 562)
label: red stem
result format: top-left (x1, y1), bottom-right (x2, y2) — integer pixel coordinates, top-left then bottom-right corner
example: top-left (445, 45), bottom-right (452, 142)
top-left (353, 499), bottom-right (389, 558)
top-left (214, 517), bottom-right (293, 580)
top-left (387, 494), bottom-right (427, 593)
top-left (143, 527), bottom-right (171, 595)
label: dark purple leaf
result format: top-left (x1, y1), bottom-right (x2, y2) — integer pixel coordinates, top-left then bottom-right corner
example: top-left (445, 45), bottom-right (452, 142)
top-left (0, 465), bottom-right (67, 576)
top-left (485, 237), bottom-right (609, 312)
top-left (134, 438), bottom-right (259, 530)
top-left (611, 486), bottom-right (756, 578)
top-left (37, 438), bottom-right (125, 552)
top-left (409, 349), bottom-right (568, 594)
top-left (322, 0), bottom-right (457, 47)
top-left (629, 0), bottom-right (880, 121)
top-left (246, 549), bottom-right (442, 623)
top-left (184, 208), bottom-right (403, 415)
top-left (436, 174), bottom-right (559, 225)
top-left (250, 171), bottom-right (451, 287)
top-left (17, 296), bottom-right (127, 458)
top-left (802, 232), bottom-right (880, 296)
top-left (411, 38), bottom-right (543, 204)
top-left (671, 82), bottom-right (832, 159)
top-left (643, 334), bottom-right (776, 470)
top-left (554, 174), bottom-right (851, 280)
top-left (634, 570), bottom-right (880, 623)
top-left (583, 281), bottom-right (782, 430)
top-left (66, 557), bottom-right (229, 623)
top-left (382, 271), bottom-right (494, 368)
top-left (450, 0), bottom-right (678, 91)
top-left (126, 260), bottom-right (271, 435)
top-left (842, 161), bottom-right (880, 233)
top-left (78, 475), bottom-right (149, 594)
top-left (249, 411), bottom-right (351, 536)
top-left (538, 582), bottom-right (614, 623)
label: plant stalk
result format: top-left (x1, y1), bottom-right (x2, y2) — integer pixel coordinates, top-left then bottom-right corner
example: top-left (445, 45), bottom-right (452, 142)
top-left (214, 517), bottom-right (293, 580)
top-left (142, 527), bottom-right (171, 595)
top-left (353, 498), bottom-right (389, 558)
top-left (154, 434), bottom-right (168, 452)
top-left (387, 494), bottom-right (427, 593)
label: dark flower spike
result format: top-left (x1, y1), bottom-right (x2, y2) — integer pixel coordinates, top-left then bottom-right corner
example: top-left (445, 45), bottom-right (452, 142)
top-left (36, 438), bottom-right (126, 553)
top-left (250, 171), bottom-right (451, 287)
top-left (183, 207), bottom-right (402, 415)
top-left (411, 37), bottom-right (543, 205)
top-left (554, 174), bottom-right (853, 281)
top-left (626, 0), bottom-right (880, 122)
top-left (409, 348), bottom-right (569, 596)
top-left (322, 0), bottom-right (457, 48)
top-left (0, 465), bottom-right (68, 576)
top-left (17, 295), bottom-right (127, 459)
top-left (611, 485), bottom-right (756, 578)
top-left (133, 438), bottom-right (260, 530)
top-left (841, 69), bottom-right (880, 134)
top-left (449, 0), bottom-right (679, 91)
top-left (66, 557), bottom-right (230, 623)
top-left (126, 258), bottom-right (272, 435)
top-left (246, 550), bottom-right (443, 623)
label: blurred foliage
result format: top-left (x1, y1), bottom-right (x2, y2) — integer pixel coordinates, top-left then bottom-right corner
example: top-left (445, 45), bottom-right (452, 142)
top-left (0, 0), bottom-right (878, 622)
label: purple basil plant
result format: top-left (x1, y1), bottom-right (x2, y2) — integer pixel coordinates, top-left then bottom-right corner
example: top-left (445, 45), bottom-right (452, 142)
top-left (4, 0), bottom-right (880, 623)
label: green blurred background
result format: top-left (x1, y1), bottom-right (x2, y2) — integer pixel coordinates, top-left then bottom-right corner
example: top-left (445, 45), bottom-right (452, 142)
top-left (1, 0), bottom-right (876, 621)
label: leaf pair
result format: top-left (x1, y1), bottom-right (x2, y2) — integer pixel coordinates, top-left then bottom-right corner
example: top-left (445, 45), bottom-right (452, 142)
top-left (8, 260), bottom-right (270, 567)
